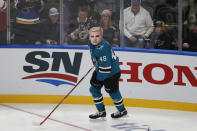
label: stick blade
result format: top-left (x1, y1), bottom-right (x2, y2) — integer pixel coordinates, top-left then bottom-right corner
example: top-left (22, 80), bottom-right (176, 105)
top-left (32, 122), bottom-right (41, 126)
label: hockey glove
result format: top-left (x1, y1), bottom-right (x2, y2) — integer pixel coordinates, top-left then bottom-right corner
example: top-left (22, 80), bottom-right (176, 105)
top-left (90, 71), bottom-right (103, 88)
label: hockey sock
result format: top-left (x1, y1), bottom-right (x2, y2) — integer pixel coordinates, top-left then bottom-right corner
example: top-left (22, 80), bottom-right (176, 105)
top-left (89, 85), bottom-right (105, 112)
top-left (109, 90), bottom-right (125, 112)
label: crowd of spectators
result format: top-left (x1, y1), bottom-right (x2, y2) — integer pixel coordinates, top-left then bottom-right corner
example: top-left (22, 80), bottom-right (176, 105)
top-left (0, 0), bottom-right (197, 52)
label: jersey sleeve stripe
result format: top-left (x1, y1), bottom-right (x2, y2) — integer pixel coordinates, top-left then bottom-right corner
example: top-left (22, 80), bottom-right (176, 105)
top-left (99, 70), bottom-right (110, 73)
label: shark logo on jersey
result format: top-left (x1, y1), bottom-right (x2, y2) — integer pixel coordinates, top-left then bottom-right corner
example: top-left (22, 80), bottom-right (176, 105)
top-left (96, 45), bottom-right (104, 50)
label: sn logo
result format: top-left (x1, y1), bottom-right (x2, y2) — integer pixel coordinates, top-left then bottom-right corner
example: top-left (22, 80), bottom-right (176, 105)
top-left (23, 51), bottom-right (83, 75)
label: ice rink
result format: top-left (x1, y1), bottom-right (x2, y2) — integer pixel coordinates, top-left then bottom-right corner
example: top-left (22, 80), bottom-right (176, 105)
top-left (0, 103), bottom-right (197, 131)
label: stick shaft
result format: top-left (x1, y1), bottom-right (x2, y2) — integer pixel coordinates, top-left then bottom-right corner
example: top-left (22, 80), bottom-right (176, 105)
top-left (40, 66), bottom-right (94, 125)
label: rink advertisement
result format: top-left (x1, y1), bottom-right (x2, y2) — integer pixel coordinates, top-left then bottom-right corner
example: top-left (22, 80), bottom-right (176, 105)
top-left (0, 45), bottom-right (197, 111)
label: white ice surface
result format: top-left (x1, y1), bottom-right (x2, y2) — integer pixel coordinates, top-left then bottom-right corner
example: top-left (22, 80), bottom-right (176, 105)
top-left (0, 103), bottom-right (197, 131)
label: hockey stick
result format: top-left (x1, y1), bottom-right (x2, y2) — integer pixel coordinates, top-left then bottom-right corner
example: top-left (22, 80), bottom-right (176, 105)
top-left (33, 66), bottom-right (94, 126)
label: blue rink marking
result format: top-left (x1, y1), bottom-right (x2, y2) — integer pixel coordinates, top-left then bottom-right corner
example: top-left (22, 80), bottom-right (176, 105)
top-left (0, 44), bottom-right (197, 57)
top-left (36, 79), bottom-right (76, 87)
top-left (111, 122), bottom-right (166, 131)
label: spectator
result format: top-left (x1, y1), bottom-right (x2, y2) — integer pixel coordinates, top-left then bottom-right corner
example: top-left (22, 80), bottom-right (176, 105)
top-left (91, 0), bottom-right (120, 25)
top-left (40, 7), bottom-right (60, 44)
top-left (183, 23), bottom-right (197, 52)
top-left (183, 0), bottom-right (197, 43)
top-left (64, 0), bottom-right (90, 21)
top-left (123, 0), bottom-right (154, 48)
top-left (91, 0), bottom-right (118, 15)
top-left (13, 0), bottom-right (43, 44)
top-left (67, 6), bottom-right (97, 45)
top-left (183, 0), bottom-right (197, 30)
top-left (99, 9), bottom-right (119, 46)
top-left (150, 20), bottom-right (174, 50)
top-left (0, 0), bottom-right (7, 44)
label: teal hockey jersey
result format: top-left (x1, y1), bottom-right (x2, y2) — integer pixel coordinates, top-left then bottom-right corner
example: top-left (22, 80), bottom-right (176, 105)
top-left (88, 39), bottom-right (120, 81)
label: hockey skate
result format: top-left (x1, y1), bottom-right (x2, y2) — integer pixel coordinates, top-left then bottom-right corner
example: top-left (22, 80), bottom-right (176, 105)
top-left (111, 108), bottom-right (128, 118)
top-left (89, 110), bottom-right (106, 120)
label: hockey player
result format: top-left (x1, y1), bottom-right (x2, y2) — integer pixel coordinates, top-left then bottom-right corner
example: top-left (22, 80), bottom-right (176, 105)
top-left (88, 27), bottom-right (127, 119)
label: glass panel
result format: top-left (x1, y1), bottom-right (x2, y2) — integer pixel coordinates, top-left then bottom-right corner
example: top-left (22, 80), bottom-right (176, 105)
top-left (0, 0), bottom-right (7, 44)
top-left (182, 0), bottom-right (197, 52)
top-left (63, 0), bottom-right (120, 46)
top-left (11, 0), bottom-right (60, 45)
top-left (122, 0), bottom-right (178, 50)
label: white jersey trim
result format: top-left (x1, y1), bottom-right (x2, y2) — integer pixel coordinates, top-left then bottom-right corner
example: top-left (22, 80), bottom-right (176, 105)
top-left (16, 17), bottom-right (40, 22)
